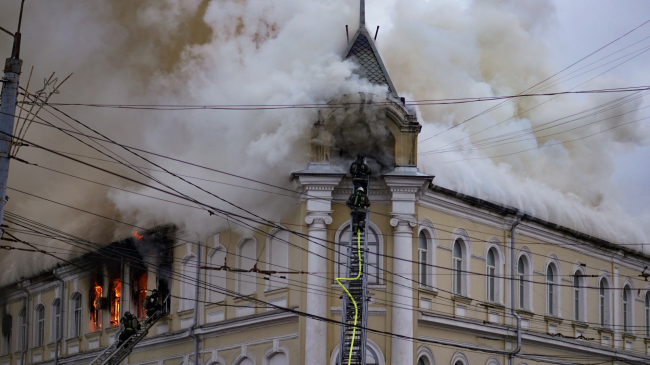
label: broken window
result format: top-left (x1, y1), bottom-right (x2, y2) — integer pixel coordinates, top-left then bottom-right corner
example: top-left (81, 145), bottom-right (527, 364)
top-left (1, 314), bottom-right (11, 355)
top-left (132, 272), bottom-right (147, 320)
top-left (89, 277), bottom-right (103, 332)
top-left (109, 279), bottom-right (121, 327)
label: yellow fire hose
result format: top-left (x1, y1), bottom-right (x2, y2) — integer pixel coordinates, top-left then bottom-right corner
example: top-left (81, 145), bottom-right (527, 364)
top-left (335, 228), bottom-right (362, 365)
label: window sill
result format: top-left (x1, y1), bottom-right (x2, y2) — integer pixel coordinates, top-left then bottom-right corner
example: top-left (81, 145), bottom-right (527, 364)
top-left (233, 294), bottom-right (257, 303)
top-left (516, 309), bottom-right (535, 318)
top-left (330, 284), bottom-right (386, 290)
top-left (84, 331), bottom-right (101, 340)
top-left (30, 345), bottom-right (44, 351)
top-left (104, 326), bottom-right (119, 335)
top-left (622, 332), bottom-right (637, 341)
top-left (480, 301), bottom-right (505, 309)
top-left (177, 308), bottom-right (195, 317)
top-left (544, 315), bottom-right (563, 324)
top-left (596, 326), bottom-right (614, 334)
top-left (571, 320), bottom-right (589, 329)
top-left (264, 287), bottom-right (288, 294)
top-left (452, 294), bottom-right (472, 305)
top-left (418, 286), bottom-right (438, 296)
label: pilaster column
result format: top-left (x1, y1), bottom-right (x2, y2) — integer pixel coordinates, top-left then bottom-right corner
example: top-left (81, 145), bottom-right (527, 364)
top-left (294, 166), bottom-right (344, 365)
top-left (390, 216), bottom-right (417, 365)
top-left (305, 213), bottom-right (333, 365)
top-left (385, 172), bottom-right (432, 365)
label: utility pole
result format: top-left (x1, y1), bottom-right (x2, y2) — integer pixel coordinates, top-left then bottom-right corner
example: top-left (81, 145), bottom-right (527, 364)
top-left (0, 0), bottom-right (26, 231)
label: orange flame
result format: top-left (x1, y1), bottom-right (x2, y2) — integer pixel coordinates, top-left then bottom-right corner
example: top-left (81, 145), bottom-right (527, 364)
top-left (133, 230), bottom-right (144, 240)
top-left (111, 279), bottom-right (121, 325)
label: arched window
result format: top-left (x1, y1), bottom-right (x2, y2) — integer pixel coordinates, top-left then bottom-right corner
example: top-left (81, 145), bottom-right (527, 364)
top-left (546, 264), bottom-right (558, 316)
top-left (417, 357), bottom-right (430, 365)
top-left (1, 314), bottom-right (12, 355)
top-left (237, 238), bottom-right (257, 295)
top-left (418, 231), bottom-right (428, 287)
top-left (70, 293), bottom-right (82, 337)
top-left (623, 285), bottom-right (632, 333)
top-left (645, 291), bottom-right (650, 337)
top-left (599, 279), bottom-right (610, 327)
top-left (267, 229), bottom-right (289, 290)
top-left (453, 239), bottom-right (464, 295)
top-left (51, 299), bottom-right (61, 341)
top-left (34, 305), bottom-right (44, 347)
top-left (572, 268), bottom-right (587, 322)
top-left (267, 352), bottom-right (288, 365)
top-left (208, 247), bottom-right (227, 303)
top-left (18, 308), bottom-right (27, 350)
top-left (486, 249), bottom-right (496, 302)
top-left (180, 255), bottom-right (197, 311)
top-left (517, 257), bottom-right (525, 309)
top-left (337, 223), bottom-right (382, 285)
top-left (237, 358), bottom-right (254, 365)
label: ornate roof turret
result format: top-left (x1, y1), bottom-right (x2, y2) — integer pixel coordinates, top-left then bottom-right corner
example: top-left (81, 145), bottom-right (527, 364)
top-left (344, 0), bottom-right (398, 98)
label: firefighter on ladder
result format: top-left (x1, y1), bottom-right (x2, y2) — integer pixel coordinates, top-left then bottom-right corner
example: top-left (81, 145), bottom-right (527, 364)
top-left (350, 153), bottom-right (371, 192)
top-left (117, 312), bottom-right (140, 347)
top-left (346, 187), bottom-right (370, 234)
top-left (144, 289), bottom-right (161, 321)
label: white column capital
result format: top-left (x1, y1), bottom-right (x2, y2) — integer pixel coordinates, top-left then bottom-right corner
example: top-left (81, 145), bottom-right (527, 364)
top-left (305, 213), bottom-right (333, 226)
top-left (389, 217), bottom-right (417, 229)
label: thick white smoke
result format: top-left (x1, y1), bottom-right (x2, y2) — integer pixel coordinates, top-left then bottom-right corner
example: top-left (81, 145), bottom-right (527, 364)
top-left (0, 0), bottom-right (649, 286)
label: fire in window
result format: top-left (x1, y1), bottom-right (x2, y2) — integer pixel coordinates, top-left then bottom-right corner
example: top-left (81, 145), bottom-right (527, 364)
top-left (109, 279), bottom-right (121, 326)
top-left (132, 272), bottom-right (148, 320)
top-left (89, 278), bottom-right (105, 332)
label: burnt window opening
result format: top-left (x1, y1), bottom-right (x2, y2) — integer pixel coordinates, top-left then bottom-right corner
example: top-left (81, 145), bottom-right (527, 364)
top-left (132, 271), bottom-right (147, 320)
top-left (109, 279), bottom-right (121, 327)
top-left (89, 277), bottom-right (104, 332)
top-left (158, 278), bottom-right (170, 314)
top-left (1, 314), bottom-right (12, 355)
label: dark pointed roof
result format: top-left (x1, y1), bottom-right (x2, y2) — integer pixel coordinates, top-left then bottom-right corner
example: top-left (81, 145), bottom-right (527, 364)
top-left (344, 1), bottom-right (398, 98)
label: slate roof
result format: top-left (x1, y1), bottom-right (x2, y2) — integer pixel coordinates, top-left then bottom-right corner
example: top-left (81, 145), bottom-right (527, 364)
top-left (345, 28), bottom-right (398, 98)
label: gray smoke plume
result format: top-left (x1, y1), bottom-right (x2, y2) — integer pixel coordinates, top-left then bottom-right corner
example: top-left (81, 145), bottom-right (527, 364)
top-left (0, 0), bottom-right (649, 286)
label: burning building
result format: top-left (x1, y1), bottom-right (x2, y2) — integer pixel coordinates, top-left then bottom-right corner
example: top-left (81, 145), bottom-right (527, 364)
top-left (2, 2), bottom-right (650, 365)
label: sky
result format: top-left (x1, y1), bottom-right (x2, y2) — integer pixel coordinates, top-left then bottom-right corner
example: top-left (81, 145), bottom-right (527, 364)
top-left (0, 0), bottom-right (650, 284)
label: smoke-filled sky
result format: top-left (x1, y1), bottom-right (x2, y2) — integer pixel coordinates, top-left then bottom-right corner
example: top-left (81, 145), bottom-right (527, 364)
top-left (1, 0), bottom-right (649, 285)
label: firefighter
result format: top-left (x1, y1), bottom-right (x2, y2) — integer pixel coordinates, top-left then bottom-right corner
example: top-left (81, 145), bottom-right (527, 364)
top-left (350, 153), bottom-right (371, 192)
top-left (346, 187), bottom-right (370, 234)
top-left (144, 289), bottom-right (161, 320)
top-left (117, 312), bottom-right (140, 347)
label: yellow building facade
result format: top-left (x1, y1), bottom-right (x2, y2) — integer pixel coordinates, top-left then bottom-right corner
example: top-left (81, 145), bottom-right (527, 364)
top-left (2, 3), bottom-right (650, 365)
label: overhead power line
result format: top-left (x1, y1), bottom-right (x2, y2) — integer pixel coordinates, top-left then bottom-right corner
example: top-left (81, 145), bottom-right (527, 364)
top-left (28, 86), bottom-right (650, 110)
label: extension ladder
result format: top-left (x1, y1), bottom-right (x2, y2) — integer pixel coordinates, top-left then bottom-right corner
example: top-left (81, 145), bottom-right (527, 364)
top-left (89, 301), bottom-right (167, 365)
top-left (338, 211), bottom-right (369, 365)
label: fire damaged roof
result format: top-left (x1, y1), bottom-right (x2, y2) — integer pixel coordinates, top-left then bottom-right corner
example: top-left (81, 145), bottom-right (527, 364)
top-left (345, 27), bottom-right (398, 99)
top-left (428, 183), bottom-right (650, 262)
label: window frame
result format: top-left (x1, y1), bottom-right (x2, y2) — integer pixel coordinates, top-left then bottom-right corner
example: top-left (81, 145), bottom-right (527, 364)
top-left (452, 240), bottom-right (463, 295)
top-left (207, 242), bottom-right (228, 303)
top-left (545, 260), bottom-right (560, 317)
top-left (236, 238), bottom-right (258, 296)
top-left (484, 242), bottom-right (503, 304)
top-left (18, 308), bottom-right (26, 351)
top-left (266, 228), bottom-right (290, 290)
top-left (70, 292), bottom-right (82, 338)
top-left (34, 304), bottom-right (45, 347)
top-left (51, 298), bottom-right (61, 342)
top-left (417, 224), bottom-right (436, 289)
top-left (572, 267), bottom-right (587, 322)
top-left (645, 291), bottom-right (650, 338)
top-left (335, 221), bottom-right (383, 285)
top-left (622, 282), bottom-right (634, 334)
top-left (418, 231), bottom-right (428, 287)
top-left (1, 314), bottom-right (12, 355)
top-left (598, 277), bottom-right (611, 328)
top-left (180, 254), bottom-right (198, 311)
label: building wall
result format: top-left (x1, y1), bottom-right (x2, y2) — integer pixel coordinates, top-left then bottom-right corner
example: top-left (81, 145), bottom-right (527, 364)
top-left (2, 187), bottom-right (650, 365)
